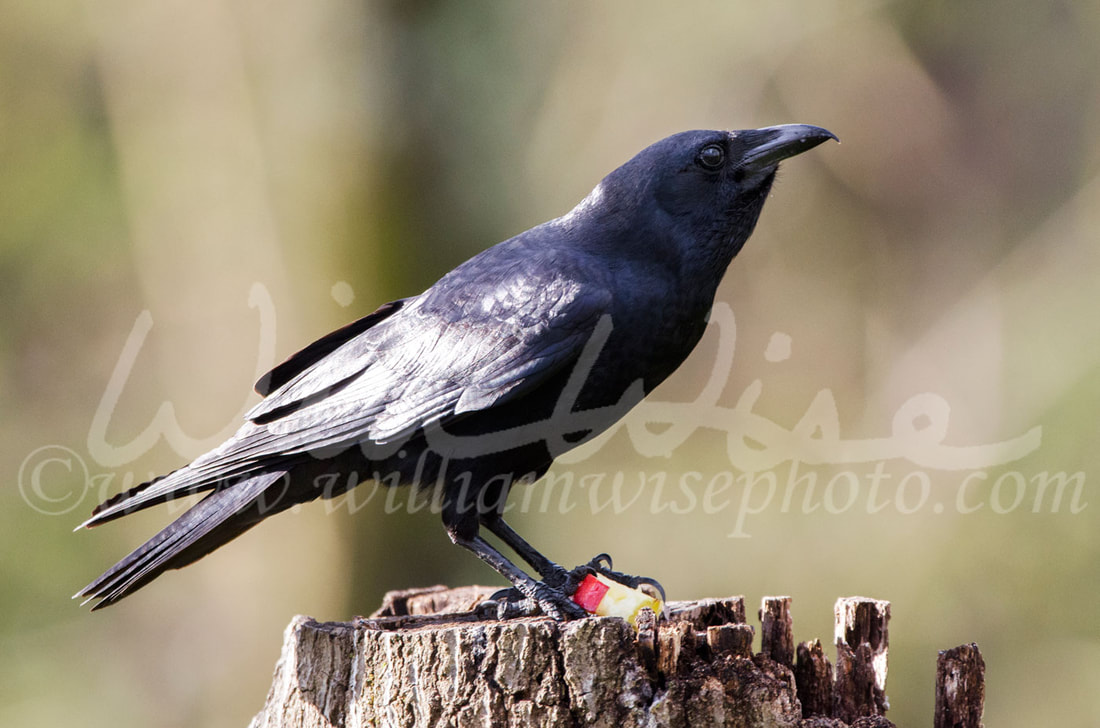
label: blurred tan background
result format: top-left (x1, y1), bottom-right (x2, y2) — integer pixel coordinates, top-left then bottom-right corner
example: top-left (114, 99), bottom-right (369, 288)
top-left (3, 1), bottom-right (1098, 726)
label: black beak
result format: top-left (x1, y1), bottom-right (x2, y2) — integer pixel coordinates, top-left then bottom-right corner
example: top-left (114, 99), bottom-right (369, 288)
top-left (736, 124), bottom-right (838, 172)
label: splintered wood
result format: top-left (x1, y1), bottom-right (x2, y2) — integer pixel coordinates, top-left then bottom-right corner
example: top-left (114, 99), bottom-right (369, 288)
top-left (795, 638), bottom-right (832, 718)
top-left (249, 587), bottom-right (984, 728)
top-left (759, 596), bottom-right (795, 667)
top-left (934, 643), bottom-right (985, 728)
top-left (833, 596), bottom-right (891, 722)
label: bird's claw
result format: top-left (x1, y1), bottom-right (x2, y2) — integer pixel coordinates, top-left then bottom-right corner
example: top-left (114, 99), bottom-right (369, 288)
top-left (481, 583), bottom-right (588, 621)
top-left (587, 552), bottom-right (614, 570)
top-left (569, 553), bottom-right (667, 602)
top-left (477, 552), bottom-right (665, 622)
top-left (478, 589), bottom-right (538, 620)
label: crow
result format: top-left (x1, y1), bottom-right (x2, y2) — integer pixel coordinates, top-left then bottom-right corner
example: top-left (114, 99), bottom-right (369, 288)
top-left (76, 124), bottom-right (836, 619)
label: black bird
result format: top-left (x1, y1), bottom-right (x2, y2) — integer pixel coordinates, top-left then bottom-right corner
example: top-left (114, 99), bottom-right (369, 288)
top-left (77, 124), bottom-right (836, 618)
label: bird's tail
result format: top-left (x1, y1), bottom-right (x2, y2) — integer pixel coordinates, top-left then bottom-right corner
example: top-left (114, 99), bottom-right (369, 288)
top-left (75, 471), bottom-right (289, 610)
top-left (76, 427), bottom-right (280, 530)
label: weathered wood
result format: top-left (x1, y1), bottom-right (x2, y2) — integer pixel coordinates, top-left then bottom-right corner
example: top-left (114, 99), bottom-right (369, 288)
top-left (832, 597), bottom-right (890, 723)
top-left (834, 598), bottom-right (890, 656)
top-left (799, 719), bottom-right (893, 728)
top-left (934, 643), bottom-right (985, 728)
top-left (633, 607), bottom-right (659, 680)
top-left (370, 584), bottom-right (497, 618)
top-left (250, 589), bottom-right (811, 728)
top-left (795, 639), bottom-right (832, 718)
top-left (665, 594), bottom-right (747, 627)
top-left (759, 596), bottom-right (795, 668)
top-left (248, 588), bottom-right (915, 728)
top-left (707, 623), bottom-right (755, 659)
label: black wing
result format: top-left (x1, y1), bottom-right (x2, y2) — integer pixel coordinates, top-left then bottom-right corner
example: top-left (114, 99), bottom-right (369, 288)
top-left (242, 260), bottom-right (611, 452)
top-left (81, 245), bottom-right (611, 526)
top-left (254, 299), bottom-right (408, 396)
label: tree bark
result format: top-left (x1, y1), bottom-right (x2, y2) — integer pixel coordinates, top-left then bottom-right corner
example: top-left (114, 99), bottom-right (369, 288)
top-left (247, 587), bottom-right (978, 728)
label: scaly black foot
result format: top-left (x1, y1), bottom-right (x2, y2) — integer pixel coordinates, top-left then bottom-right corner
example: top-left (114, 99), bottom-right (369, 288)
top-left (569, 553), bottom-right (667, 602)
top-left (472, 516), bottom-right (665, 605)
top-left (480, 555), bottom-right (665, 620)
top-left (482, 581), bottom-right (589, 621)
top-left (453, 534), bottom-right (588, 621)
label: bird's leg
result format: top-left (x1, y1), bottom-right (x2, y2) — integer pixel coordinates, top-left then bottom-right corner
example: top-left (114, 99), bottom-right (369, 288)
top-left (442, 485), bottom-right (583, 619)
top-left (478, 513), bottom-right (573, 588)
top-left (449, 532), bottom-right (587, 621)
top-left (480, 515), bottom-right (666, 603)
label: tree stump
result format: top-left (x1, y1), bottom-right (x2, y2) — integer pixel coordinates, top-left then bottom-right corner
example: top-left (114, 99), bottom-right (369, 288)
top-left (248, 586), bottom-right (982, 728)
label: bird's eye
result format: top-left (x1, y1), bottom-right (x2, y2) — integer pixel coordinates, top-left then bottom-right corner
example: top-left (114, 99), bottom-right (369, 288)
top-left (697, 144), bottom-right (725, 171)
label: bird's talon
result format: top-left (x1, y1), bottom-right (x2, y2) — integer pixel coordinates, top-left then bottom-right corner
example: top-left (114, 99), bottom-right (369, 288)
top-left (541, 565), bottom-right (572, 590)
top-left (533, 582), bottom-right (587, 620)
top-left (631, 576), bottom-right (667, 602)
top-left (567, 553), bottom-right (666, 604)
top-left (481, 582), bottom-right (587, 621)
top-left (587, 553), bottom-right (614, 570)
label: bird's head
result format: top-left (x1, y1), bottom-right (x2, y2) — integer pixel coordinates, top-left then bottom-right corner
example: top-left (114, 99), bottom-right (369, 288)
top-left (572, 124), bottom-right (837, 272)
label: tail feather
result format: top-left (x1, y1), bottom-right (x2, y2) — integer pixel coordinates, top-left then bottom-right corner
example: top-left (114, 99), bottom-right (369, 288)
top-left (78, 427), bottom-right (283, 530)
top-left (77, 461), bottom-right (275, 531)
top-left (77, 467), bottom-right (235, 531)
top-left (76, 471), bottom-right (286, 609)
top-left (85, 469), bottom-right (177, 520)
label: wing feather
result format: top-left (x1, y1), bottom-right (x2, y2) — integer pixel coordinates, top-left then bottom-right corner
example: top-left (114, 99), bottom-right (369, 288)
top-left (82, 239), bottom-right (613, 528)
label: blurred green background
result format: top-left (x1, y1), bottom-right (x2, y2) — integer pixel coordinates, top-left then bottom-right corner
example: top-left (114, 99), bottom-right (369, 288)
top-left (3, 1), bottom-right (1098, 726)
